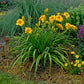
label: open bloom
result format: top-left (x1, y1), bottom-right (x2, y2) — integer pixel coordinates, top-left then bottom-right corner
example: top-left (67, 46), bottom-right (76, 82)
top-left (65, 23), bottom-right (77, 30)
top-left (64, 63), bottom-right (68, 66)
top-left (55, 15), bottom-right (63, 22)
top-left (75, 55), bottom-right (79, 59)
top-left (78, 64), bottom-right (81, 67)
top-left (74, 63), bottom-right (77, 67)
top-left (82, 61), bottom-right (84, 65)
top-left (39, 15), bottom-right (46, 22)
top-left (71, 61), bottom-right (73, 65)
top-left (64, 12), bottom-right (70, 18)
top-left (16, 19), bottom-right (24, 26)
top-left (75, 60), bottom-right (79, 64)
top-left (70, 51), bottom-right (75, 55)
top-left (65, 23), bottom-right (71, 29)
top-left (25, 27), bottom-right (32, 35)
top-left (49, 15), bottom-right (55, 23)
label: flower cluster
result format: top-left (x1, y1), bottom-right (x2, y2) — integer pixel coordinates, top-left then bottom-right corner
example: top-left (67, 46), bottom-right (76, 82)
top-left (65, 23), bottom-right (77, 30)
top-left (16, 8), bottom-right (77, 35)
top-left (16, 16), bottom-right (32, 34)
top-left (37, 9), bottom-right (77, 31)
top-left (77, 25), bottom-right (84, 39)
top-left (65, 51), bottom-right (84, 68)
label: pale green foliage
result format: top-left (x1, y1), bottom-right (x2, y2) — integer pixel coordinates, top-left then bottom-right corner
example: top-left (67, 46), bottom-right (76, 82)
top-left (68, 4), bottom-right (84, 26)
top-left (0, 9), bottom-right (20, 36)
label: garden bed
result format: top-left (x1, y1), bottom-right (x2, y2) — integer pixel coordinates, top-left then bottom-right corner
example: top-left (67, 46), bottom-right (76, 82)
top-left (0, 42), bottom-right (84, 84)
top-left (0, 0), bottom-right (84, 84)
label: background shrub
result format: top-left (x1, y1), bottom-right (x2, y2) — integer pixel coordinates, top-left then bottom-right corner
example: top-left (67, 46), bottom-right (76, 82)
top-left (0, 9), bottom-right (20, 37)
top-left (67, 4), bottom-right (84, 27)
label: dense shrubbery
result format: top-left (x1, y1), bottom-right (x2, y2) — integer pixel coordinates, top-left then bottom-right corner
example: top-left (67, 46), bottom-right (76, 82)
top-left (0, 0), bottom-right (16, 11)
top-left (68, 4), bottom-right (84, 27)
top-left (77, 25), bottom-right (84, 60)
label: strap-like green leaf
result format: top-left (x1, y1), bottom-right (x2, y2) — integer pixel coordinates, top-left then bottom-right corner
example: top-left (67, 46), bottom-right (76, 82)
top-left (48, 53), bottom-right (52, 73)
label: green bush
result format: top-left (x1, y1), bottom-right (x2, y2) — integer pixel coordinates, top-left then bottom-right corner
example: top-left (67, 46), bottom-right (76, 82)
top-left (77, 39), bottom-right (84, 60)
top-left (67, 4), bottom-right (84, 27)
top-left (10, 28), bottom-right (71, 77)
top-left (9, 11), bottom-right (79, 77)
top-left (43, 0), bottom-right (84, 15)
top-left (0, 9), bottom-right (20, 37)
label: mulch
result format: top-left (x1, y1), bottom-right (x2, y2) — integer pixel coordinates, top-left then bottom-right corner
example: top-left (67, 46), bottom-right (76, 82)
top-left (0, 37), bottom-right (84, 84)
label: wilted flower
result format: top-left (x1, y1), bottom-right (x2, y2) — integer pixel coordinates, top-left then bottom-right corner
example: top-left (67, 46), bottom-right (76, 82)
top-left (56, 24), bottom-right (64, 30)
top-left (1, 1), bottom-right (6, 4)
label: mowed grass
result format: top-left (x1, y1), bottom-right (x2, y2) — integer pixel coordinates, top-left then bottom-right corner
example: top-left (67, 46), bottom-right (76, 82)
top-left (0, 72), bottom-right (47, 84)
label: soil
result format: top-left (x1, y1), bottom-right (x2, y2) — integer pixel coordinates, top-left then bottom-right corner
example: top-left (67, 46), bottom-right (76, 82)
top-left (0, 37), bottom-right (84, 84)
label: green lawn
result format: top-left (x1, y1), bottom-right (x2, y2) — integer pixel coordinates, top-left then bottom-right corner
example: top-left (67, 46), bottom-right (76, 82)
top-left (0, 72), bottom-right (47, 84)
top-left (0, 72), bottom-right (35, 84)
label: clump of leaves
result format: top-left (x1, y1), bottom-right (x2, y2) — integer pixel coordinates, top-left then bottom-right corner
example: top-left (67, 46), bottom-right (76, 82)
top-left (67, 4), bottom-right (84, 27)
top-left (9, 27), bottom-right (70, 77)
top-left (9, 9), bottom-right (79, 77)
